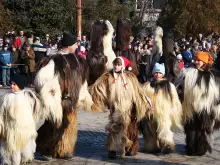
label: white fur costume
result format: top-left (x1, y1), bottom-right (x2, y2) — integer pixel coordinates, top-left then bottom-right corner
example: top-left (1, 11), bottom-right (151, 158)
top-left (152, 26), bottom-right (163, 56)
top-left (34, 59), bottom-right (93, 114)
top-left (181, 68), bottom-right (220, 155)
top-left (142, 80), bottom-right (182, 153)
top-left (103, 20), bottom-right (116, 71)
top-left (0, 90), bottom-right (41, 165)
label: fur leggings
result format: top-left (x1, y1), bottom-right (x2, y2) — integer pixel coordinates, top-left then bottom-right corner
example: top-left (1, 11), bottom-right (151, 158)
top-left (0, 138), bottom-right (36, 165)
top-left (36, 111), bottom-right (78, 158)
top-left (106, 108), bottom-right (139, 156)
top-left (184, 111), bottom-right (214, 156)
top-left (140, 116), bottom-right (175, 153)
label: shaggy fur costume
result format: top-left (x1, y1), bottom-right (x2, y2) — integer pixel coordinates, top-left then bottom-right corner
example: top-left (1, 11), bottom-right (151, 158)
top-left (35, 54), bottom-right (93, 158)
top-left (150, 27), bottom-right (163, 74)
top-left (161, 32), bottom-right (180, 83)
top-left (181, 68), bottom-right (220, 156)
top-left (0, 90), bottom-right (42, 165)
top-left (141, 79), bottom-right (182, 153)
top-left (115, 19), bottom-right (139, 76)
top-left (89, 71), bottom-right (151, 156)
top-left (87, 20), bottom-right (116, 85)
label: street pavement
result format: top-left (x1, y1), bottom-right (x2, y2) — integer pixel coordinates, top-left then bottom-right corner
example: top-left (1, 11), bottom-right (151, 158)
top-left (32, 111), bottom-right (220, 165)
top-left (1, 88), bottom-right (220, 165)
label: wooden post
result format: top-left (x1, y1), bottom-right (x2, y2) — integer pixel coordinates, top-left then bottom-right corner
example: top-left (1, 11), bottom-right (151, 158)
top-left (76, 0), bottom-right (82, 40)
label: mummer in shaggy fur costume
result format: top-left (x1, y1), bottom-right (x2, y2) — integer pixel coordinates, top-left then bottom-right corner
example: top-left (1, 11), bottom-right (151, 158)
top-left (0, 74), bottom-right (61, 165)
top-left (115, 19), bottom-right (139, 76)
top-left (87, 20), bottom-right (116, 85)
top-left (176, 51), bottom-right (220, 156)
top-left (90, 56), bottom-right (151, 159)
top-left (141, 63), bottom-right (182, 154)
top-left (35, 33), bottom-right (93, 159)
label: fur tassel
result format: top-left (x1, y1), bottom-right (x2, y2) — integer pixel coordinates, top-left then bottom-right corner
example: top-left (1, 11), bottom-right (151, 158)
top-left (77, 81), bottom-right (94, 112)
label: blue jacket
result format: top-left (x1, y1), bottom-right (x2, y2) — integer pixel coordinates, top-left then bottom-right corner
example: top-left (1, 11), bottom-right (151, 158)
top-left (182, 50), bottom-right (193, 66)
top-left (0, 50), bottom-right (12, 69)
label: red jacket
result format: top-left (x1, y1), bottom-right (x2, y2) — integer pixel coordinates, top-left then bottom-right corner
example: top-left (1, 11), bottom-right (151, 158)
top-left (77, 51), bottom-right (87, 59)
top-left (179, 61), bottom-right (184, 70)
top-left (13, 36), bottom-right (26, 49)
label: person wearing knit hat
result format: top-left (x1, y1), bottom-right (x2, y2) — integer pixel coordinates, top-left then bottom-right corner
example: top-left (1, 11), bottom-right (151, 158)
top-left (90, 56), bottom-right (152, 159)
top-left (174, 52), bottom-right (219, 156)
top-left (194, 51), bottom-right (213, 71)
top-left (58, 32), bottom-right (78, 54)
top-left (142, 62), bottom-right (182, 154)
top-left (152, 63), bottom-right (165, 81)
top-left (0, 73), bottom-right (43, 165)
top-left (10, 74), bottom-right (26, 92)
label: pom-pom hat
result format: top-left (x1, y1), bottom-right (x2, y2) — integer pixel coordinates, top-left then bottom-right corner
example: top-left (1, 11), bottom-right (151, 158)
top-left (116, 56), bottom-right (132, 71)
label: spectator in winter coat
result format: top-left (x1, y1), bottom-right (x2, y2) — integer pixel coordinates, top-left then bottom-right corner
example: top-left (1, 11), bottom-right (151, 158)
top-left (181, 44), bottom-right (193, 67)
top-left (77, 46), bottom-right (87, 59)
top-left (0, 42), bottom-right (12, 86)
top-left (210, 45), bottom-right (218, 62)
top-left (177, 54), bottom-right (184, 71)
top-left (46, 40), bottom-right (58, 56)
top-left (20, 42), bottom-right (35, 87)
top-left (32, 37), bottom-right (47, 64)
top-left (13, 30), bottom-right (26, 49)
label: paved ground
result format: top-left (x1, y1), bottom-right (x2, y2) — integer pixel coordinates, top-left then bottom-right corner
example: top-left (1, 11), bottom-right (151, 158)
top-left (1, 88), bottom-right (220, 165)
top-left (31, 110), bottom-right (220, 165)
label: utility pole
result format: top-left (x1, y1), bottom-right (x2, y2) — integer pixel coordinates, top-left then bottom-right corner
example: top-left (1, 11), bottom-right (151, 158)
top-left (76, 0), bottom-right (82, 40)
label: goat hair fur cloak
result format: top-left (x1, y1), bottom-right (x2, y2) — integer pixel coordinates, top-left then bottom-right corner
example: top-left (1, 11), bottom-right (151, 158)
top-left (87, 20), bottom-right (116, 85)
top-left (0, 90), bottom-right (43, 165)
top-left (35, 54), bottom-right (94, 158)
top-left (141, 79), bottom-right (182, 153)
top-left (181, 68), bottom-right (220, 156)
top-left (89, 71), bottom-right (151, 156)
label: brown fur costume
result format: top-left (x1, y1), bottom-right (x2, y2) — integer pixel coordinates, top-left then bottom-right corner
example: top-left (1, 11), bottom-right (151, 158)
top-left (141, 79), bottom-right (182, 154)
top-left (87, 20), bottom-right (116, 85)
top-left (115, 19), bottom-right (139, 76)
top-left (35, 54), bottom-right (93, 158)
top-left (90, 71), bottom-right (151, 157)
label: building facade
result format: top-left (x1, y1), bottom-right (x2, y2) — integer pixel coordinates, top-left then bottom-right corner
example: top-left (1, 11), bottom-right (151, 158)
top-left (136, 0), bottom-right (166, 27)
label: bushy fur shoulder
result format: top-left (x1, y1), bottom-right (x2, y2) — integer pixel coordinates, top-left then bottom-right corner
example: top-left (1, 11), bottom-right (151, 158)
top-left (143, 79), bottom-right (182, 130)
top-left (183, 68), bottom-right (220, 120)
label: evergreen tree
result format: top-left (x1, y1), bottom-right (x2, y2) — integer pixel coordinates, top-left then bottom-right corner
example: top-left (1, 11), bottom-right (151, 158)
top-left (0, 1), bottom-right (14, 36)
top-left (3, 0), bottom-right (73, 37)
top-left (157, 0), bottom-right (220, 37)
